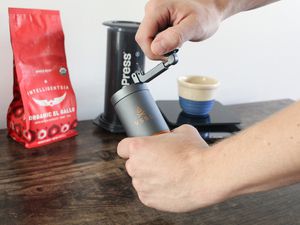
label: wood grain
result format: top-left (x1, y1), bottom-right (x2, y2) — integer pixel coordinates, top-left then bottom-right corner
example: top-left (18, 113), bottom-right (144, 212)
top-left (1, 99), bottom-right (300, 225)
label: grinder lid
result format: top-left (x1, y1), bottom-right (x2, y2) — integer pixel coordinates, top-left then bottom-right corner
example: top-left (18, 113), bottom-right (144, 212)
top-left (111, 83), bottom-right (148, 106)
top-left (103, 21), bottom-right (140, 31)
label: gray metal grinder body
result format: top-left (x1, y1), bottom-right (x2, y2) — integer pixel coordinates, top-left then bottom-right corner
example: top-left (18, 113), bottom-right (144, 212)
top-left (111, 84), bottom-right (169, 136)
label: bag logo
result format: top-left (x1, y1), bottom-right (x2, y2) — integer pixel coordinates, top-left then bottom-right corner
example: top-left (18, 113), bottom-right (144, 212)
top-left (32, 92), bottom-right (67, 107)
top-left (59, 67), bottom-right (67, 75)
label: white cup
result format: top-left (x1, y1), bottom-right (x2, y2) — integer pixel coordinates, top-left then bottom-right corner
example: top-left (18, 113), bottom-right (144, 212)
top-left (177, 76), bottom-right (220, 116)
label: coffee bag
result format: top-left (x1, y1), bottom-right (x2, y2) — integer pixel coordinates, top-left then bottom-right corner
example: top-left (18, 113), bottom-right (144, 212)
top-left (7, 8), bottom-right (78, 148)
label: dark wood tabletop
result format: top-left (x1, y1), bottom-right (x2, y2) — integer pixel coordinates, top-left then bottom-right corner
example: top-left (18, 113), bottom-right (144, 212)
top-left (1, 99), bottom-right (299, 225)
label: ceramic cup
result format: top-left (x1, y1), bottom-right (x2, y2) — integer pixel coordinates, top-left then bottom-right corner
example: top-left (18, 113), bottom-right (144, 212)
top-left (177, 75), bottom-right (220, 116)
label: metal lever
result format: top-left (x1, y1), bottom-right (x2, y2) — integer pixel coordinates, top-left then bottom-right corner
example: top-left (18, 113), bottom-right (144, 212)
top-left (131, 49), bottom-right (179, 84)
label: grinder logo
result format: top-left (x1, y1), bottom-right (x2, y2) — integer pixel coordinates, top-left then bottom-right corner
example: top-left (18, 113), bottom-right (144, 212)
top-left (134, 106), bottom-right (151, 126)
top-left (33, 92), bottom-right (67, 107)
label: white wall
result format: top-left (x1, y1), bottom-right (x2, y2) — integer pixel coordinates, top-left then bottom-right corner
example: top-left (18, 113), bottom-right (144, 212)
top-left (0, 0), bottom-right (299, 129)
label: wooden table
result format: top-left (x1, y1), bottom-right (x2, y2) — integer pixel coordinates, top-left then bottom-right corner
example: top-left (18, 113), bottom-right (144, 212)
top-left (1, 99), bottom-right (299, 225)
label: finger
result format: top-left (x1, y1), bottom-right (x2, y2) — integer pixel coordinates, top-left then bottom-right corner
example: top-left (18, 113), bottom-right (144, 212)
top-left (125, 159), bottom-right (135, 177)
top-left (135, 18), bottom-right (161, 60)
top-left (132, 178), bottom-right (143, 191)
top-left (132, 178), bottom-right (152, 193)
top-left (136, 5), bottom-right (169, 60)
top-left (151, 16), bottom-right (198, 56)
top-left (117, 137), bottom-right (145, 159)
top-left (117, 138), bottom-right (132, 159)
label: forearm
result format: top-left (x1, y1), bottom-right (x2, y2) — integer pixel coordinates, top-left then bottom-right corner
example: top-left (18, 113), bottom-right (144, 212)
top-left (202, 101), bottom-right (300, 201)
top-left (216, 0), bottom-right (281, 19)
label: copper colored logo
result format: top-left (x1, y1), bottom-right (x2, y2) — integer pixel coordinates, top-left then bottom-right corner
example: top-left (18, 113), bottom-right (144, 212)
top-left (134, 106), bottom-right (151, 126)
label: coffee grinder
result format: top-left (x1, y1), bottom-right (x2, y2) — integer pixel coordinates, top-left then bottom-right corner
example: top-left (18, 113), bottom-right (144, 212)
top-left (111, 50), bottom-right (179, 137)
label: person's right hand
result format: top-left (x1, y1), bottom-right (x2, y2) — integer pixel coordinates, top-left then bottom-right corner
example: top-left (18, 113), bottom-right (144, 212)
top-left (136, 0), bottom-right (227, 60)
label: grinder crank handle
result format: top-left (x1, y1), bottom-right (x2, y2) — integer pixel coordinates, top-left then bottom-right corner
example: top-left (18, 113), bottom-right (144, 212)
top-left (132, 49), bottom-right (179, 84)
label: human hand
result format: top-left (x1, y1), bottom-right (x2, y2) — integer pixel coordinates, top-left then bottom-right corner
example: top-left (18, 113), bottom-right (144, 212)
top-left (117, 125), bottom-right (225, 212)
top-left (136, 0), bottom-right (227, 60)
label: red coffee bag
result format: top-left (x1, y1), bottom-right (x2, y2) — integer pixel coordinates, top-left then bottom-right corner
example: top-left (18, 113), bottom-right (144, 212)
top-left (7, 8), bottom-right (78, 148)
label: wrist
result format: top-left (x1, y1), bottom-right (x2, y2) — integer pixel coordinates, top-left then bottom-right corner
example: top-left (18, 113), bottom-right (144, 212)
top-left (213, 0), bottom-right (281, 19)
top-left (212, 0), bottom-right (237, 20)
top-left (212, 0), bottom-right (255, 20)
top-left (191, 147), bottom-right (237, 208)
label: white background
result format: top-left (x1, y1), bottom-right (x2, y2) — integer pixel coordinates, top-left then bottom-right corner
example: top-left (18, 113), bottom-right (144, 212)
top-left (0, 0), bottom-right (299, 129)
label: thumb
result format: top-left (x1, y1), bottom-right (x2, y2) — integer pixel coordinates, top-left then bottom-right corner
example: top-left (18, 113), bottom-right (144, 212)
top-left (151, 17), bottom-right (196, 55)
top-left (172, 124), bottom-right (200, 136)
top-left (172, 124), bottom-right (209, 148)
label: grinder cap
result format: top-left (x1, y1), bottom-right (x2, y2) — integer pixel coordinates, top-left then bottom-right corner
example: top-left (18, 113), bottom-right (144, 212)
top-left (111, 83), bottom-right (148, 106)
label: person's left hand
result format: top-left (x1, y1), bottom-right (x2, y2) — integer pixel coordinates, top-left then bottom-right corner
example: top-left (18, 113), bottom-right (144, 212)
top-left (117, 125), bottom-right (213, 212)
